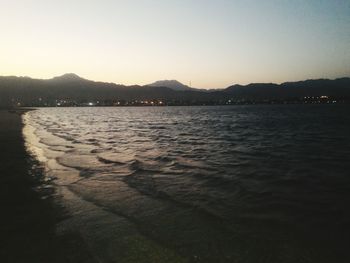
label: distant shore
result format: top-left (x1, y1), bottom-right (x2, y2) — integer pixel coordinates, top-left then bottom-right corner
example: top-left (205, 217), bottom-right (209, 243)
top-left (1, 74), bottom-right (349, 108)
top-left (0, 109), bottom-right (95, 263)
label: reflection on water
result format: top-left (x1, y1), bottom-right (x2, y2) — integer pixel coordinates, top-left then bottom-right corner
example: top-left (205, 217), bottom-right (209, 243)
top-left (24, 105), bottom-right (350, 262)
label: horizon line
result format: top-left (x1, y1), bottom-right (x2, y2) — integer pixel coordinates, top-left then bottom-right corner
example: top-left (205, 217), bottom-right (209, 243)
top-left (1, 73), bottom-right (349, 90)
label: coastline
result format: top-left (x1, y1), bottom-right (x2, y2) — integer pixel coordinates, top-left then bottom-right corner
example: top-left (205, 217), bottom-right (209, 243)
top-left (3, 106), bottom-right (349, 262)
top-left (0, 109), bottom-right (95, 263)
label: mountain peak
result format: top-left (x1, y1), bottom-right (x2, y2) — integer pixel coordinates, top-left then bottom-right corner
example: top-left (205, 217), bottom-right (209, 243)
top-left (148, 80), bottom-right (194, 91)
top-left (52, 73), bottom-right (86, 82)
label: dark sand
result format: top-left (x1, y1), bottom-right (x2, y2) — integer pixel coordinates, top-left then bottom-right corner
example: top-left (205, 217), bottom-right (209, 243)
top-left (0, 109), bottom-right (95, 263)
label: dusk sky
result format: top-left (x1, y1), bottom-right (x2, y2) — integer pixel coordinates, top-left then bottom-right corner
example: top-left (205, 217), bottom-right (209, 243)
top-left (1, 0), bottom-right (349, 89)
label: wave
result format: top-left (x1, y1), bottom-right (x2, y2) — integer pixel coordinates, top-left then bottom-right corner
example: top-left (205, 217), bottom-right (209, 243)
top-left (22, 106), bottom-right (350, 262)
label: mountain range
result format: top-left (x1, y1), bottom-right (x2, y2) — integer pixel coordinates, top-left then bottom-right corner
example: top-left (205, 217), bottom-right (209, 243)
top-left (0, 73), bottom-right (349, 107)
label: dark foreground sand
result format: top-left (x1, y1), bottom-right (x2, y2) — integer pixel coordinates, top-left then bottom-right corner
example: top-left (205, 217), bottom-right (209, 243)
top-left (0, 109), bottom-right (95, 263)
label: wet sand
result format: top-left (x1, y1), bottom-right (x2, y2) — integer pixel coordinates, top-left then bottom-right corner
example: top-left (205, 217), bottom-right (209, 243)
top-left (0, 109), bottom-right (95, 263)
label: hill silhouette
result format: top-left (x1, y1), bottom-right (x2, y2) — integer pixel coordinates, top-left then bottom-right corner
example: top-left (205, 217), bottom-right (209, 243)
top-left (224, 78), bottom-right (350, 100)
top-left (51, 73), bottom-right (87, 82)
top-left (0, 74), bottom-right (349, 106)
top-left (147, 80), bottom-right (195, 91)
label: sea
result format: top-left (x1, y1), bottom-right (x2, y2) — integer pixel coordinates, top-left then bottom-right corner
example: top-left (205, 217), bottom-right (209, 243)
top-left (23, 105), bottom-right (350, 263)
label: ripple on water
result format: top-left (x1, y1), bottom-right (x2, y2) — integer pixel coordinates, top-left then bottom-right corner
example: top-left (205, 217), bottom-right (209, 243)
top-left (24, 105), bottom-right (350, 262)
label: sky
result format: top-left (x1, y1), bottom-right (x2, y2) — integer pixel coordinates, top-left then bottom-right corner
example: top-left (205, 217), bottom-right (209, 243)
top-left (1, 0), bottom-right (349, 89)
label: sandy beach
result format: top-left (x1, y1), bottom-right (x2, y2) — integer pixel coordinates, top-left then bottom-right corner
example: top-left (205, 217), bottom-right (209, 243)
top-left (0, 109), bottom-right (95, 263)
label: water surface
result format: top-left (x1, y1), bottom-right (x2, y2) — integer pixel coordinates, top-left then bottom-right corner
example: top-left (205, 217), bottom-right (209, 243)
top-left (24, 105), bottom-right (350, 262)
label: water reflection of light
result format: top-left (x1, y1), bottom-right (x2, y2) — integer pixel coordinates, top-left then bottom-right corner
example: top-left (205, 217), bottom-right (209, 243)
top-left (22, 112), bottom-right (48, 163)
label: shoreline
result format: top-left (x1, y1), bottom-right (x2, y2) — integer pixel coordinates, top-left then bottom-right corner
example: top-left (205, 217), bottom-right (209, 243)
top-left (0, 109), bottom-right (95, 263)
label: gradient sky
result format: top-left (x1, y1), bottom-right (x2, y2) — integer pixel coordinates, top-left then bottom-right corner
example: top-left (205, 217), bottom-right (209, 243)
top-left (1, 0), bottom-right (349, 89)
